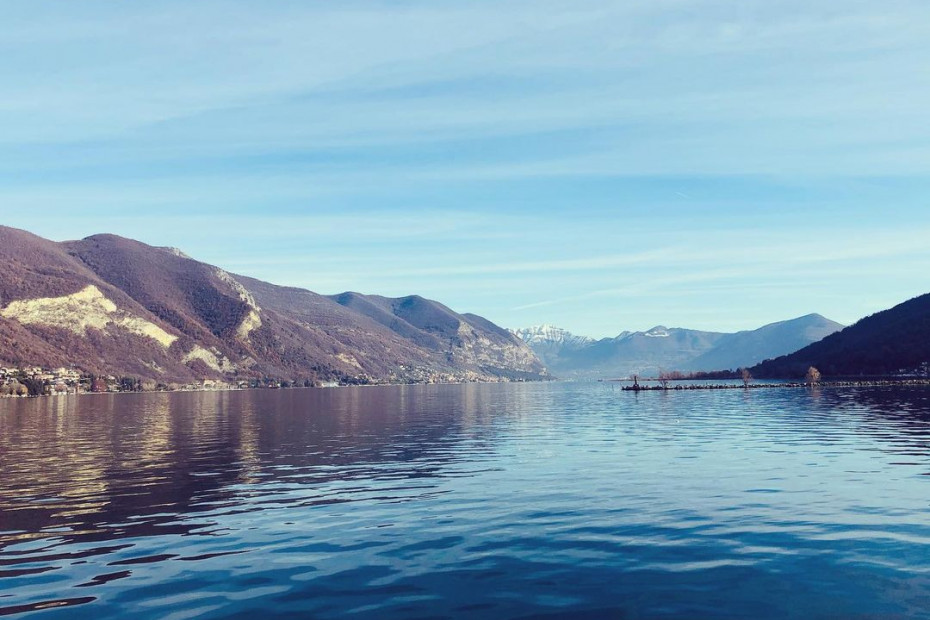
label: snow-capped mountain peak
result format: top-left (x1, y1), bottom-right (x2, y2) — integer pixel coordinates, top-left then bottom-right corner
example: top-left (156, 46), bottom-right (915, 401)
top-left (512, 324), bottom-right (593, 347)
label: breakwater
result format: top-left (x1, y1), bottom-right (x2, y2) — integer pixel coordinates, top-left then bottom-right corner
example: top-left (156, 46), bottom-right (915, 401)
top-left (620, 379), bottom-right (930, 391)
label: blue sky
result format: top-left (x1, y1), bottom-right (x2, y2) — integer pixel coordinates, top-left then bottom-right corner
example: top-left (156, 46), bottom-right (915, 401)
top-left (2, 1), bottom-right (929, 337)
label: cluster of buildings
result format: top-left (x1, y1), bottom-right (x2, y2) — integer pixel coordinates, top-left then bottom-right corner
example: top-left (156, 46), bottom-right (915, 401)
top-left (0, 363), bottom-right (522, 398)
top-left (0, 366), bottom-right (246, 397)
top-left (0, 365), bottom-right (83, 396)
top-left (388, 364), bottom-right (511, 385)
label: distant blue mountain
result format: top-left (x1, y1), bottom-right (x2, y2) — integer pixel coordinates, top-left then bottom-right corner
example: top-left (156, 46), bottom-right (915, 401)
top-left (515, 314), bottom-right (843, 378)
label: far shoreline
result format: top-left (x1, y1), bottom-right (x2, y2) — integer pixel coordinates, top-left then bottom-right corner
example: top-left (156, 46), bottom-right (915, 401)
top-left (0, 377), bottom-right (555, 401)
top-left (5, 376), bottom-right (930, 402)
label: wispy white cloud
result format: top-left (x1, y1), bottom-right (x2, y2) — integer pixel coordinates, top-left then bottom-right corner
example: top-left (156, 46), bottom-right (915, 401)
top-left (2, 1), bottom-right (929, 335)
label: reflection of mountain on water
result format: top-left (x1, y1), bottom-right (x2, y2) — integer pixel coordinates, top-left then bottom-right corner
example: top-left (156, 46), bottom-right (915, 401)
top-left (3, 384), bottom-right (929, 553)
top-left (834, 386), bottom-right (930, 418)
top-left (0, 385), bottom-right (529, 553)
top-left (824, 387), bottom-right (930, 459)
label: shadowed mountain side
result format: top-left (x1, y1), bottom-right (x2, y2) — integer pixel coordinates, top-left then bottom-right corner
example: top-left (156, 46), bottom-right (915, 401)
top-left (752, 294), bottom-right (930, 378)
top-left (65, 235), bottom-right (251, 347)
top-left (329, 292), bottom-right (445, 350)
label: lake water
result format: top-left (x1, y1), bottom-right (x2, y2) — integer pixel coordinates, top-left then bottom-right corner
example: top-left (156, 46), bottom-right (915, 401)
top-left (2, 382), bottom-right (930, 619)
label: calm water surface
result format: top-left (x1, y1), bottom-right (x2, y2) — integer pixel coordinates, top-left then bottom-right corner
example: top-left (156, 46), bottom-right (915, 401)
top-left (1, 383), bottom-right (930, 618)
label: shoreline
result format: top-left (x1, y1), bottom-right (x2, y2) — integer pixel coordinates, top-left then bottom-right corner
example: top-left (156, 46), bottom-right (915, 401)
top-left (0, 378), bottom-right (553, 400)
top-left (5, 377), bottom-right (929, 400)
top-left (619, 379), bottom-right (930, 391)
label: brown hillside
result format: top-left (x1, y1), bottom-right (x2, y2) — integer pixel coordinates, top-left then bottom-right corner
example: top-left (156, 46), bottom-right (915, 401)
top-left (0, 226), bottom-right (547, 384)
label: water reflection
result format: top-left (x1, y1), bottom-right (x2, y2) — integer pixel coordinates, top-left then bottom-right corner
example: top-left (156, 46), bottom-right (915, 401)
top-left (0, 385), bottom-right (517, 542)
top-left (1, 383), bottom-right (929, 618)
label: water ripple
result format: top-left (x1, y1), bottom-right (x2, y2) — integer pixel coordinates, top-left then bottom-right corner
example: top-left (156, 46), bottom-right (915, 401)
top-left (1, 384), bottom-right (930, 617)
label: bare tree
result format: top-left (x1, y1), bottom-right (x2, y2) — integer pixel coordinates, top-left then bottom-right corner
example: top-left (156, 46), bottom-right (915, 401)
top-left (658, 371), bottom-right (670, 389)
top-left (805, 366), bottom-right (821, 386)
top-left (740, 367), bottom-right (753, 388)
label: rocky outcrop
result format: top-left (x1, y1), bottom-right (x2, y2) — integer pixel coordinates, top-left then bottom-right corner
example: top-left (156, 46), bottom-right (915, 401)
top-left (1, 285), bottom-right (178, 347)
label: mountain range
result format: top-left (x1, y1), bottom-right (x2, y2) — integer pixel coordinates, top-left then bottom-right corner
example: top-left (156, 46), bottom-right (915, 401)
top-left (515, 314), bottom-right (844, 378)
top-left (7, 225), bottom-right (923, 385)
top-left (0, 227), bottom-right (546, 385)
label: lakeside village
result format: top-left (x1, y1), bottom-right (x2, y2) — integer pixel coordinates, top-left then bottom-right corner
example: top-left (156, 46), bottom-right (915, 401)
top-left (0, 363), bottom-right (533, 398)
top-left (0, 365), bottom-right (300, 397)
top-left (0, 364), bottom-right (378, 397)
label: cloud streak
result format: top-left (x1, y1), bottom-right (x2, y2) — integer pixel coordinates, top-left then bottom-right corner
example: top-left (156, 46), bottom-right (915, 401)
top-left (1, 1), bottom-right (929, 335)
